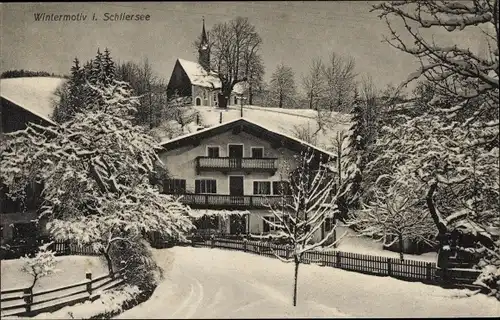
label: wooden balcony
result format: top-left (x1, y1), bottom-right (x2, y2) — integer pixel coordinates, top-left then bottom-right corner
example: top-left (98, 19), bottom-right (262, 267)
top-left (175, 194), bottom-right (293, 209)
top-left (196, 157), bottom-right (278, 174)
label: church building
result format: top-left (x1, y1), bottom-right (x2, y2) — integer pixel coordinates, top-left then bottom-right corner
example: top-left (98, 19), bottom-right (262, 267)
top-left (166, 19), bottom-right (244, 107)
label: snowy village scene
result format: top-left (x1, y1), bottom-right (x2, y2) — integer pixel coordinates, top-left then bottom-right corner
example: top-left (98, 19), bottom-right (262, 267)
top-left (0, 1), bottom-right (499, 318)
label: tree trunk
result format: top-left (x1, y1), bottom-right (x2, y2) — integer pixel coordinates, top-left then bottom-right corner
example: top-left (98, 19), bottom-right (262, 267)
top-left (102, 249), bottom-right (114, 277)
top-left (293, 259), bottom-right (299, 306)
top-left (279, 93), bottom-right (283, 109)
top-left (426, 183), bottom-right (448, 235)
top-left (398, 232), bottom-right (404, 261)
top-left (248, 85), bottom-right (253, 105)
top-left (309, 91), bottom-right (313, 109)
top-left (218, 92), bottom-right (229, 109)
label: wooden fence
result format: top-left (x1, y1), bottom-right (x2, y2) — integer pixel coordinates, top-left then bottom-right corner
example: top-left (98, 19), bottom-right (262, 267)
top-left (193, 238), bottom-right (482, 289)
top-left (0, 268), bottom-right (125, 318)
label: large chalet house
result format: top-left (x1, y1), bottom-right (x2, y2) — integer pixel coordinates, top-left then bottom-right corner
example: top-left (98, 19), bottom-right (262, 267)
top-left (1, 77), bottom-right (65, 246)
top-left (166, 19), bottom-right (244, 107)
top-left (159, 118), bottom-right (337, 241)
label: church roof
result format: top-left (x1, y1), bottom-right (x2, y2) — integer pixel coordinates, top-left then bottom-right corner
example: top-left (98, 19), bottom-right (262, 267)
top-left (176, 58), bottom-right (245, 94)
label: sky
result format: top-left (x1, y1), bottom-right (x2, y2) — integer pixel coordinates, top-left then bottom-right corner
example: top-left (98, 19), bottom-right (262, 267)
top-left (0, 1), bottom-right (487, 94)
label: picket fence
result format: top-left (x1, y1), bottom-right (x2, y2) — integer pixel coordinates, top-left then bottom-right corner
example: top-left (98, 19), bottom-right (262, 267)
top-left (0, 267), bottom-right (125, 318)
top-left (193, 238), bottom-right (482, 289)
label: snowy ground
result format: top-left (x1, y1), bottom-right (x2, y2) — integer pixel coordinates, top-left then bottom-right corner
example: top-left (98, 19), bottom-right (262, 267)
top-left (328, 226), bottom-right (438, 262)
top-left (1, 255), bottom-right (107, 291)
top-left (116, 247), bottom-right (498, 319)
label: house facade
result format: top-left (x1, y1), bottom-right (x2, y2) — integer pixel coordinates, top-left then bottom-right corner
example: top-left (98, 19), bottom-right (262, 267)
top-left (159, 118), bottom-right (337, 241)
top-left (1, 77), bottom-right (64, 246)
top-left (166, 19), bottom-right (244, 107)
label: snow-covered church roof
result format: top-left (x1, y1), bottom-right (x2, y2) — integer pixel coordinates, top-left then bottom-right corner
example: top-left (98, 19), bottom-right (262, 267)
top-left (1, 77), bottom-right (66, 124)
top-left (177, 58), bottom-right (245, 94)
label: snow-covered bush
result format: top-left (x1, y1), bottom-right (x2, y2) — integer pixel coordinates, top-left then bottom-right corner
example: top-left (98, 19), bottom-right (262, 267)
top-left (474, 239), bottom-right (500, 300)
top-left (20, 242), bottom-right (60, 289)
top-left (109, 239), bottom-right (162, 292)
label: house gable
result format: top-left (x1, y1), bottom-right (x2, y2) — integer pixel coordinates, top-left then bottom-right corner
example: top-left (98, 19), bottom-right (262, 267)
top-left (167, 60), bottom-right (193, 98)
top-left (160, 118), bottom-right (335, 164)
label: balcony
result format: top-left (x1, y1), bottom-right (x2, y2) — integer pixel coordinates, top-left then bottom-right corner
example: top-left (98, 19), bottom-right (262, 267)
top-left (175, 194), bottom-right (292, 209)
top-left (196, 157), bottom-right (278, 174)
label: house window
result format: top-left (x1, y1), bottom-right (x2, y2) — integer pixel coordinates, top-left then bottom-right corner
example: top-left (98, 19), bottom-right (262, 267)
top-left (213, 93), bottom-right (217, 102)
top-left (203, 91), bottom-right (207, 99)
top-left (251, 147), bottom-right (264, 159)
top-left (263, 216), bottom-right (279, 232)
top-left (163, 179), bottom-right (186, 194)
top-left (234, 96), bottom-right (238, 105)
top-left (195, 179), bottom-right (217, 194)
top-left (207, 146), bottom-right (220, 158)
top-left (195, 97), bottom-right (201, 106)
top-left (272, 181), bottom-right (291, 195)
top-left (253, 181), bottom-right (271, 195)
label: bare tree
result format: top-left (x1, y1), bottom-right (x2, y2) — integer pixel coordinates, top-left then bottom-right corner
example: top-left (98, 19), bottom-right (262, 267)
top-left (347, 180), bottom-right (437, 260)
top-left (251, 149), bottom-right (347, 306)
top-left (322, 53), bottom-right (357, 112)
top-left (115, 58), bottom-right (169, 129)
top-left (372, 0), bottom-right (499, 132)
top-left (302, 58), bottom-right (325, 110)
top-left (269, 64), bottom-right (297, 108)
top-left (195, 17), bottom-right (262, 109)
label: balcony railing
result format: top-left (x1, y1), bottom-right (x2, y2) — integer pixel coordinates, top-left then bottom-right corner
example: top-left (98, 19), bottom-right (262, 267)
top-left (196, 157), bottom-right (278, 173)
top-left (175, 194), bottom-right (292, 209)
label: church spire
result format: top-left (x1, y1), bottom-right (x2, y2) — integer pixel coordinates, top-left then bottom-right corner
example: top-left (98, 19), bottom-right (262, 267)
top-left (201, 16), bottom-right (208, 44)
top-left (198, 17), bottom-right (210, 71)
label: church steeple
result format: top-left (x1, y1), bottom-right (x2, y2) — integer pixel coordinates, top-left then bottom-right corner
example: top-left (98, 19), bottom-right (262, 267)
top-left (198, 17), bottom-right (210, 71)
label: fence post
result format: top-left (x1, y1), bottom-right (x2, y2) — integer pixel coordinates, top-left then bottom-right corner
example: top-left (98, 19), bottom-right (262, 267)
top-left (23, 288), bottom-right (33, 313)
top-left (243, 239), bottom-right (247, 252)
top-left (335, 251), bottom-right (341, 268)
top-left (387, 258), bottom-right (392, 276)
top-left (86, 272), bottom-right (92, 295)
top-left (286, 247), bottom-right (290, 260)
top-left (211, 235), bottom-right (215, 248)
top-left (426, 263), bottom-right (432, 281)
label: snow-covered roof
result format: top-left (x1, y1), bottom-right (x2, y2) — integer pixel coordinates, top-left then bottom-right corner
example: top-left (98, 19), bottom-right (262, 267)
top-left (0, 77), bottom-right (66, 125)
top-left (160, 117), bottom-right (335, 159)
top-left (177, 58), bottom-right (245, 94)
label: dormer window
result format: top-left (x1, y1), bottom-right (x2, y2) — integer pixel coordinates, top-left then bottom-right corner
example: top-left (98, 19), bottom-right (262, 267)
top-left (207, 146), bottom-right (220, 158)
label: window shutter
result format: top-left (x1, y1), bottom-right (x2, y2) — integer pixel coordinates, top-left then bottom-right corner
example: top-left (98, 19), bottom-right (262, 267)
top-left (210, 180), bottom-right (217, 193)
top-left (195, 180), bottom-right (200, 194)
top-left (180, 180), bottom-right (186, 193)
top-left (253, 182), bottom-right (258, 194)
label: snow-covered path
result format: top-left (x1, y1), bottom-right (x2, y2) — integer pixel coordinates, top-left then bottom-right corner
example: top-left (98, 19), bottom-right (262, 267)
top-left (116, 247), bottom-right (499, 319)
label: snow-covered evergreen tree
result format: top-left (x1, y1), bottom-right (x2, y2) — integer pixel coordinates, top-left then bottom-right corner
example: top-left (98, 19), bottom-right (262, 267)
top-left (1, 82), bottom-right (194, 276)
top-left (53, 48), bottom-right (120, 123)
